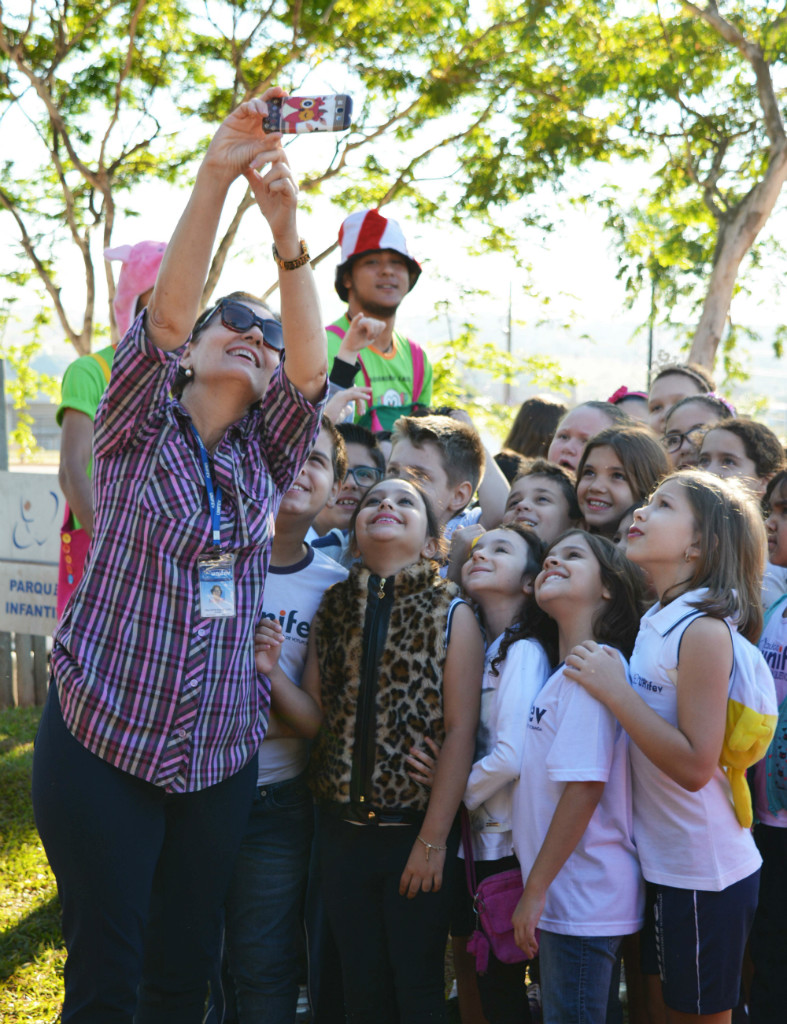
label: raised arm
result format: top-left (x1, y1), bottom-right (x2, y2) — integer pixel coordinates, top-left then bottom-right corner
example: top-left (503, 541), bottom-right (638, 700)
top-left (146, 90), bottom-right (290, 352)
top-left (564, 619), bottom-right (732, 792)
top-left (242, 143), bottom-right (327, 403)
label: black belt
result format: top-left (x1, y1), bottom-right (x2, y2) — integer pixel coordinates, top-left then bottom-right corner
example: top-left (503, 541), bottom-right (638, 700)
top-left (320, 800), bottom-right (424, 827)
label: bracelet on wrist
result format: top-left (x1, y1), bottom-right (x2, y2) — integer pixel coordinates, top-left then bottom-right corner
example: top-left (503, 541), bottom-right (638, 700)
top-left (272, 238), bottom-right (310, 270)
top-left (416, 835), bottom-right (448, 862)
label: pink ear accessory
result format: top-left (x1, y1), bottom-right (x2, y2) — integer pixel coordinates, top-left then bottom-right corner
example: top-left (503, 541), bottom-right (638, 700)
top-left (104, 240), bottom-right (167, 337)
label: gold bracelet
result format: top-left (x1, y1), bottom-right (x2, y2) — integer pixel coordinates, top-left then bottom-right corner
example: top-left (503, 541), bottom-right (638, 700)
top-left (416, 834), bottom-right (448, 862)
top-left (272, 239), bottom-right (310, 270)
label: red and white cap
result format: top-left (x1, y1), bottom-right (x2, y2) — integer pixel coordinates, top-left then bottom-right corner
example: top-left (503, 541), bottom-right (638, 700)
top-left (334, 209), bottom-right (421, 301)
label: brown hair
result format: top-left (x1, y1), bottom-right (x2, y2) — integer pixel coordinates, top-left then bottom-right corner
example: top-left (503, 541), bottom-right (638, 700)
top-left (321, 415), bottom-right (348, 483)
top-left (652, 362), bottom-right (715, 393)
top-left (391, 414), bottom-right (485, 493)
top-left (504, 396), bottom-right (569, 458)
top-left (700, 418), bottom-right (785, 479)
top-left (662, 471), bottom-right (765, 643)
top-left (664, 393), bottom-right (733, 429)
top-left (541, 530), bottom-right (647, 659)
top-left (575, 425), bottom-right (670, 506)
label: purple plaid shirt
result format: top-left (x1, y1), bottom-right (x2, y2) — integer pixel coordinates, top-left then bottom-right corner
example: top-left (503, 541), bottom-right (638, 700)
top-left (52, 314), bottom-right (325, 793)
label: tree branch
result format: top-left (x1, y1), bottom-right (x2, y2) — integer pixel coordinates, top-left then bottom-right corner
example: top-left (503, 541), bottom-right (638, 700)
top-left (0, 17), bottom-right (100, 187)
top-left (0, 184), bottom-right (82, 350)
top-left (99, 0), bottom-right (148, 173)
top-left (201, 188), bottom-right (258, 305)
top-left (682, 0), bottom-right (786, 147)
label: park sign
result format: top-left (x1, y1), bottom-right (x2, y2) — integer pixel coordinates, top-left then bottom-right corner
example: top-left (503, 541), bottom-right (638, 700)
top-left (0, 471), bottom-right (62, 636)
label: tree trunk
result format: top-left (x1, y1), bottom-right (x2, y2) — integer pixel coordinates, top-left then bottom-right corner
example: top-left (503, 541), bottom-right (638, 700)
top-left (690, 150), bottom-right (787, 369)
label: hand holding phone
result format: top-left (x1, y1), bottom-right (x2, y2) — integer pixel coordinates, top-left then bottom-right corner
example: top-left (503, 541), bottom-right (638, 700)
top-left (263, 94), bottom-right (352, 134)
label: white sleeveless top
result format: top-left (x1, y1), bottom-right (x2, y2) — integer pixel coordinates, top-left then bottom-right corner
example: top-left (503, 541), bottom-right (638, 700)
top-left (628, 590), bottom-right (761, 892)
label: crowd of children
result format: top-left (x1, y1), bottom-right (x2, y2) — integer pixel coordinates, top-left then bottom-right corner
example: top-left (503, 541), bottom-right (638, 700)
top-left (42, 97), bottom-right (787, 1024)
top-left (202, 357), bottom-right (785, 1024)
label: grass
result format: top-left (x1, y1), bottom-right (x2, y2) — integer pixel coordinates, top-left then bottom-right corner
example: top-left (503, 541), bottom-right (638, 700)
top-left (0, 707), bottom-right (64, 1023)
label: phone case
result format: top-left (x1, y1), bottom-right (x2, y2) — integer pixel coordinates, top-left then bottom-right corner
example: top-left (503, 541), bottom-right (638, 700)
top-left (263, 94), bottom-right (353, 134)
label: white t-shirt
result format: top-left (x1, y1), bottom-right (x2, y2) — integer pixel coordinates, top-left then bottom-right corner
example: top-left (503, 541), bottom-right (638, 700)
top-left (463, 635), bottom-right (551, 862)
top-left (258, 546), bottom-right (348, 785)
top-left (754, 594), bottom-right (787, 827)
top-left (444, 505), bottom-right (483, 544)
top-left (628, 591), bottom-right (762, 890)
top-left (512, 656), bottom-right (644, 937)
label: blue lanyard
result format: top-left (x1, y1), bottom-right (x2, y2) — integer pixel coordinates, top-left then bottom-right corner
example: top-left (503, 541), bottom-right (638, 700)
top-left (191, 425), bottom-right (222, 549)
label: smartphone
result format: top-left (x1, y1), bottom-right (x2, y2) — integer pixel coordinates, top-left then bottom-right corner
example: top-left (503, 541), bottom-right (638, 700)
top-left (262, 94), bottom-right (353, 134)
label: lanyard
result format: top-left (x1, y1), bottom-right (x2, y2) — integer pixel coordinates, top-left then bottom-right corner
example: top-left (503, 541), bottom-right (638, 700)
top-left (191, 425), bottom-right (222, 549)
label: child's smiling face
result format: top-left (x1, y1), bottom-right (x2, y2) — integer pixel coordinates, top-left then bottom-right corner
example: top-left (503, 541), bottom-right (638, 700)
top-left (502, 475), bottom-right (574, 545)
top-left (353, 478), bottom-right (437, 563)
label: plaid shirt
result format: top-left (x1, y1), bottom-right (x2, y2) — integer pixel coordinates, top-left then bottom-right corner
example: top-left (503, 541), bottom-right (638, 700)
top-left (52, 314), bottom-right (325, 793)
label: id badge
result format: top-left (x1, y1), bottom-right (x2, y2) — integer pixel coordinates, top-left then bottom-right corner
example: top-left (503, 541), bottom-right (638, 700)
top-left (198, 551), bottom-right (237, 618)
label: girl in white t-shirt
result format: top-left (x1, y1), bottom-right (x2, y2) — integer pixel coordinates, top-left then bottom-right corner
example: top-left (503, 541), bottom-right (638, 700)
top-left (512, 530), bottom-right (646, 1024)
top-left (565, 471), bottom-right (764, 1024)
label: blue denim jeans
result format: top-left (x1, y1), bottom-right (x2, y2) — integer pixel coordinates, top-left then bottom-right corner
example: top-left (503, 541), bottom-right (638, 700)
top-left (223, 772), bottom-right (314, 1024)
top-left (538, 930), bottom-right (623, 1024)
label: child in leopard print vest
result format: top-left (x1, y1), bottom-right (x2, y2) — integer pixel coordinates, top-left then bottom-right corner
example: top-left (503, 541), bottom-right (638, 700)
top-left (274, 474), bottom-right (483, 1023)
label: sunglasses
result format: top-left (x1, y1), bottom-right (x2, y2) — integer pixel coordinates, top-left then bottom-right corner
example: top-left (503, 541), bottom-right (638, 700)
top-left (194, 300), bottom-right (284, 357)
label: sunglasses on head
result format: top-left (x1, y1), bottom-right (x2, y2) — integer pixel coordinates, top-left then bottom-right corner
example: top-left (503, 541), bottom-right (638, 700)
top-left (194, 300), bottom-right (284, 357)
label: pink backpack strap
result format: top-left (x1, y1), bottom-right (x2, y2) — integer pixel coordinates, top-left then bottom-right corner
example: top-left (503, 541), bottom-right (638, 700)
top-left (326, 324), bottom-right (346, 341)
top-left (408, 339), bottom-right (425, 403)
top-left (354, 356), bottom-right (382, 431)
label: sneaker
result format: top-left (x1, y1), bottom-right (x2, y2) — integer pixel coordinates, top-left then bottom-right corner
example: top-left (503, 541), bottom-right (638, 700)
top-left (295, 984), bottom-right (311, 1023)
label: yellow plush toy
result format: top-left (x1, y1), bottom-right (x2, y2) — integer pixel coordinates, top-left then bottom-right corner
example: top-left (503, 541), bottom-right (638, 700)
top-left (720, 699), bottom-right (777, 828)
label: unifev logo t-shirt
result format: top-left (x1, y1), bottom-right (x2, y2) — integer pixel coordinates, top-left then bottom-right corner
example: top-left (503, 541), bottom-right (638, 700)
top-left (512, 654), bottom-right (644, 937)
top-left (257, 546), bottom-right (348, 785)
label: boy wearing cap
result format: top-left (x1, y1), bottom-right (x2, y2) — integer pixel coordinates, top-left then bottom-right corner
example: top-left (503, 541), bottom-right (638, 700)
top-left (327, 208), bottom-right (433, 432)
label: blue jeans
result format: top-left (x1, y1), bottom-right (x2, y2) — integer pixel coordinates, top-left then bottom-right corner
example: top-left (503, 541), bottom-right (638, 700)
top-left (538, 931), bottom-right (623, 1024)
top-left (223, 772), bottom-right (314, 1024)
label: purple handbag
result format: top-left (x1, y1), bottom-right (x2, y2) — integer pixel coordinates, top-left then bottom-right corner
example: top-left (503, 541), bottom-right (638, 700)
top-left (461, 807), bottom-right (528, 973)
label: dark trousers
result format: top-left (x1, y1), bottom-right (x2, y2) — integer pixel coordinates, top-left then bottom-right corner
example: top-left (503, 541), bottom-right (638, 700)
top-left (32, 682), bottom-right (257, 1024)
top-left (317, 812), bottom-right (459, 1024)
top-left (749, 823), bottom-right (787, 1024)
